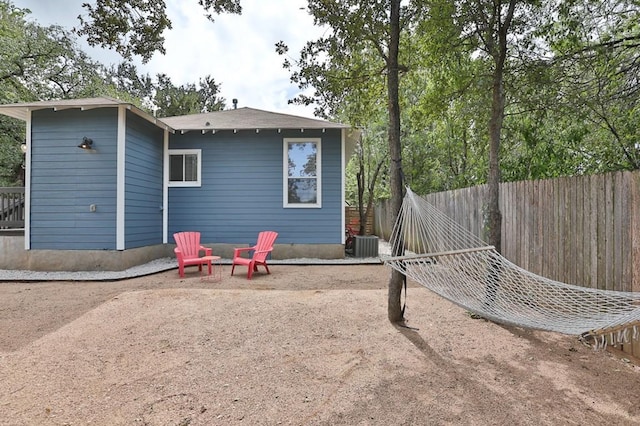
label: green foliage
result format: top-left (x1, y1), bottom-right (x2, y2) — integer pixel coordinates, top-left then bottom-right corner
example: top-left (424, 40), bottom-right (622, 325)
top-left (76, 0), bottom-right (241, 63)
top-left (77, 0), bottom-right (171, 63)
top-left (198, 0), bottom-right (242, 19)
top-left (510, 0), bottom-right (640, 175)
top-left (0, 115), bottom-right (24, 186)
top-left (278, 1), bottom-right (426, 118)
top-left (0, 1), bottom-right (50, 184)
top-left (402, 0), bottom-right (640, 194)
top-left (153, 73), bottom-right (225, 117)
top-left (344, 113), bottom-right (389, 206)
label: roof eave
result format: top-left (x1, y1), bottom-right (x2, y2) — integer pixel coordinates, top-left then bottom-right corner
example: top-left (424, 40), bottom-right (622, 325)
top-left (171, 124), bottom-right (350, 133)
top-left (0, 106), bottom-right (29, 121)
top-left (0, 100), bottom-right (175, 133)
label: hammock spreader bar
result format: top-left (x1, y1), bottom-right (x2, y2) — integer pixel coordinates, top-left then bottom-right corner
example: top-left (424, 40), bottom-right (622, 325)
top-left (384, 246), bottom-right (495, 263)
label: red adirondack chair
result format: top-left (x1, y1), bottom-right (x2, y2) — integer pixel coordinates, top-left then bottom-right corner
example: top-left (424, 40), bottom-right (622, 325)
top-left (231, 231), bottom-right (278, 280)
top-left (173, 231), bottom-right (213, 277)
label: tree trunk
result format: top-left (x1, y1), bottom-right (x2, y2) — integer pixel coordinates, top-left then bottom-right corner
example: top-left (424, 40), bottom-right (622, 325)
top-left (485, 0), bottom-right (517, 254)
top-left (387, 0), bottom-right (405, 323)
top-left (486, 70), bottom-right (503, 253)
top-left (356, 150), bottom-right (366, 235)
top-left (361, 158), bottom-right (385, 236)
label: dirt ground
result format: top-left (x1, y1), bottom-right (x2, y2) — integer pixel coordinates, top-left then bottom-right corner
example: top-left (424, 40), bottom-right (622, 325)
top-left (1, 263), bottom-right (639, 425)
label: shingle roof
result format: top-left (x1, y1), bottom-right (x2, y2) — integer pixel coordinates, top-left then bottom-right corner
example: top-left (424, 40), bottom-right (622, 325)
top-left (161, 107), bottom-right (350, 131)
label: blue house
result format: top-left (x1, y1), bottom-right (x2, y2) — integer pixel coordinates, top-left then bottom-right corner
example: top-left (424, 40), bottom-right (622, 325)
top-left (0, 97), bottom-right (359, 271)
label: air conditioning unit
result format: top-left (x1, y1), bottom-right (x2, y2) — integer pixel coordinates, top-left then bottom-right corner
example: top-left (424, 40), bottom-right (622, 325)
top-left (353, 235), bottom-right (379, 258)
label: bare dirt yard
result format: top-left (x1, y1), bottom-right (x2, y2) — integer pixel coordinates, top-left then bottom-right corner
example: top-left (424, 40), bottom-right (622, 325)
top-left (1, 263), bottom-right (639, 425)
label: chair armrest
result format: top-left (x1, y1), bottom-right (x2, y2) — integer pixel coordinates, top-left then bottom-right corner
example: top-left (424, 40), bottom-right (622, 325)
top-left (233, 246), bottom-right (255, 257)
top-left (174, 247), bottom-right (183, 261)
top-left (201, 246), bottom-right (212, 256)
top-left (253, 247), bottom-right (273, 255)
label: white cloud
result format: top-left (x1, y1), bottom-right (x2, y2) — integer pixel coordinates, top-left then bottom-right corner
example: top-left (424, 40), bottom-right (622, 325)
top-left (13, 0), bottom-right (326, 118)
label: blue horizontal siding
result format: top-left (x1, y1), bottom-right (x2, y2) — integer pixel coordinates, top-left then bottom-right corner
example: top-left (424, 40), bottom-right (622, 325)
top-left (168, 129), bottom-right (343, 244)
top-left (30, 108), bottom-right (119, 250)
top-left (124, 112), bottom-right (164, 248)
top-left (28, 107), bottom-right (346, 251)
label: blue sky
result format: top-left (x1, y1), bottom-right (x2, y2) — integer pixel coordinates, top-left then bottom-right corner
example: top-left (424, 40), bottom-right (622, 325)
top-left (13, 0), bottom-right (325, 118)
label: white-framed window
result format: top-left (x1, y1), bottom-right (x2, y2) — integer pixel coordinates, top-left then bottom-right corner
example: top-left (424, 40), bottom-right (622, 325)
top-left (168, 149), bottom-right (201, 187)
top-left (283, 138), bottom-right (321, 208)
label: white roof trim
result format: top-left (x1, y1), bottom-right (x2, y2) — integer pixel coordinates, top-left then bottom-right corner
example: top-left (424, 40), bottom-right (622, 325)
top-left (0, 96), bottom-right (175, 133)
top-left (0, 98), bottom-right (356, 137)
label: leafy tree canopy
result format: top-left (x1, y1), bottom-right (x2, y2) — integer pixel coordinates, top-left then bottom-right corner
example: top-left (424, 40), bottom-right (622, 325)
top-left (76, 0), bottom-right (242, 62)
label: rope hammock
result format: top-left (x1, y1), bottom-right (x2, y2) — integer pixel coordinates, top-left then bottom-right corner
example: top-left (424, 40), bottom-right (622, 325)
top-left (382, 187), bottom-right (640, 349)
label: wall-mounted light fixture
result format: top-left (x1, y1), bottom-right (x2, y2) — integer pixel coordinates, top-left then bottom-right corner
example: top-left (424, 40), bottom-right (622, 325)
top-left (20, 143), bottom-right (27, 154)
top-left (78, 137), bottom-right (93, 150)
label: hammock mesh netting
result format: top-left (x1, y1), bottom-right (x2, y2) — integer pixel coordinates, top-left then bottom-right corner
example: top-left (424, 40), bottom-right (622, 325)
top-left (381, 187), bottom-right (640, 348)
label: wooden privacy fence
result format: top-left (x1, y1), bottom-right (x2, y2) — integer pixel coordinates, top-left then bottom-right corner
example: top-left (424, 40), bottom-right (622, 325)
top-left (375, 170), bottom-right (640, 293)
top-left (0, 187), bottom-right (25, 229)
top-left (345, 206), bottom-right (374, 235)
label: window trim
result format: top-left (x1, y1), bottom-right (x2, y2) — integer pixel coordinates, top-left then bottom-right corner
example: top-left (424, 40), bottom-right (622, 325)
top-left (283, 138), bottom-right (322, 208)
top-left (168, 149), bottom-right (202, 187)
